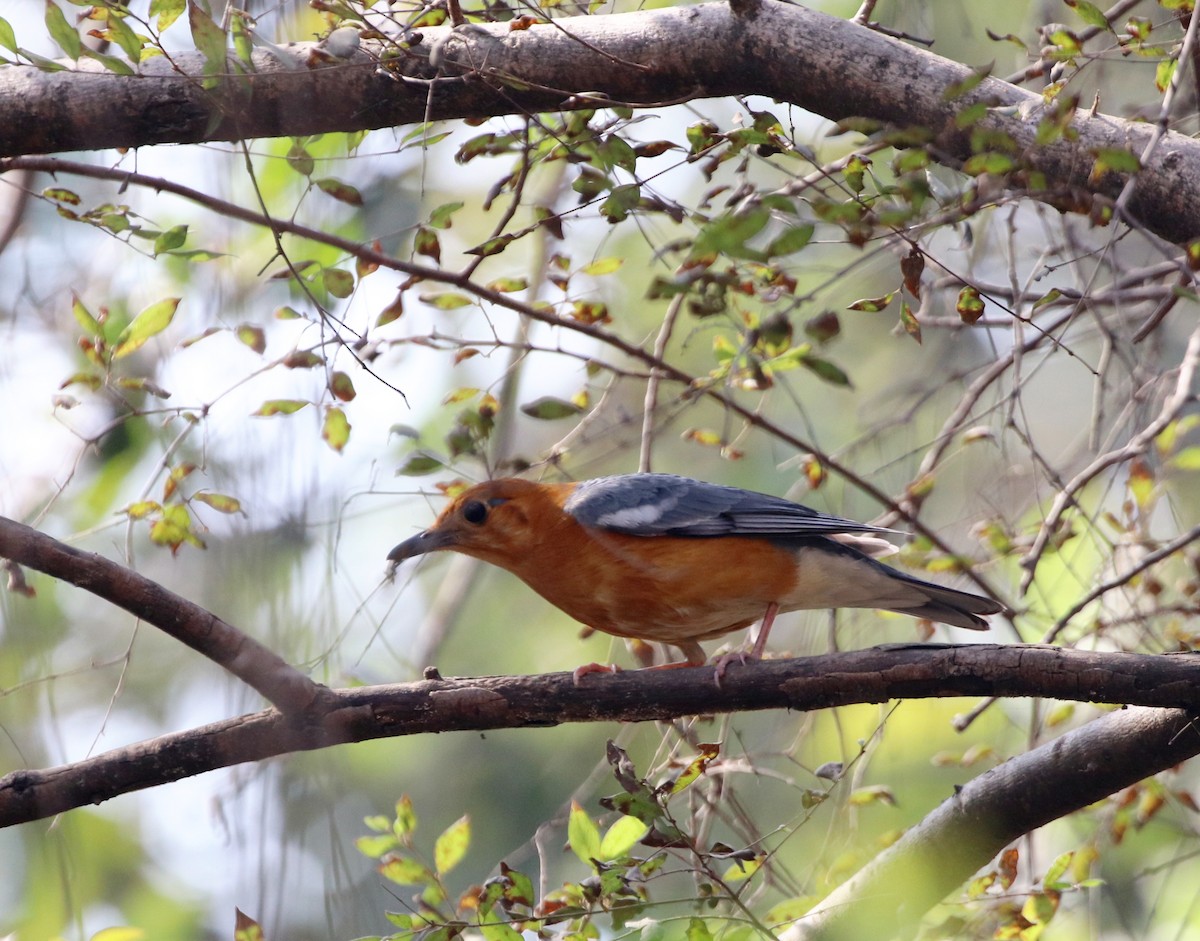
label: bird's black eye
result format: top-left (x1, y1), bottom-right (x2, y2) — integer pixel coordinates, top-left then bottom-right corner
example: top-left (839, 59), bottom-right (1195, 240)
top-left (462, 500), bottom-right (488, 525)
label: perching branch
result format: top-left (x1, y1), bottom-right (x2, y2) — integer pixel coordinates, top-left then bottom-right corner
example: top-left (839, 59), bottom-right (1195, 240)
top-left (3, 1), bottom-right (1200, 243)
top-left (3, 642), bottom-right (1200, 827)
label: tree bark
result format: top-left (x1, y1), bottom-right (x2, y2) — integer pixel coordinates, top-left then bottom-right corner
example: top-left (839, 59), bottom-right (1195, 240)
top-left (3, 642), bottom-right (1200, 827)
top-left (2, 1), bottom-right (1198, 242)
top-left (784, 706), bottom-right (1200, 941)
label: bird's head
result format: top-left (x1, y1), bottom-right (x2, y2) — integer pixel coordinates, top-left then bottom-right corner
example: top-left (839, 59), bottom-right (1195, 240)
top-left (387, 478), bottom-right (569, 573)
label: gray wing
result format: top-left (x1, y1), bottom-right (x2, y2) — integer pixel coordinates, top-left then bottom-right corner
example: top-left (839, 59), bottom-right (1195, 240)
top-left (563, 474), bottom-right (899, 538)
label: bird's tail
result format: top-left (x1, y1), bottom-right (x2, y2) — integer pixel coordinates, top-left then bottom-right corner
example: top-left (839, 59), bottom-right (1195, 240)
top-left (885, 572), bottom-right (1002, 630)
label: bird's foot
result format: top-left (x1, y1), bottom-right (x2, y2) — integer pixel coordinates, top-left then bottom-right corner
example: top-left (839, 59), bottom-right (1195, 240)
top-left (572, 662), bottom-right (622, 685)
top-left (712, 649), bottom-right (760, 688)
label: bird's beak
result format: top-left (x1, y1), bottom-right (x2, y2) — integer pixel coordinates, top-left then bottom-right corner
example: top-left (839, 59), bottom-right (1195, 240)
top-left (387, 527), bottom-right (456, 564)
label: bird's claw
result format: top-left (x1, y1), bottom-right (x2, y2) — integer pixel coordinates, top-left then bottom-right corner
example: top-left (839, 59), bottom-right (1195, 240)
top-left (572, 662), bottom-right (622, 685)
top-left (712, 650), bottom-right (759, 688)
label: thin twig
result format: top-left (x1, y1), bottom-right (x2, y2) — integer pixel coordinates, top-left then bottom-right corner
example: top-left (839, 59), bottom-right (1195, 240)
top-left (1019, 324), bottom-right (1200, 592)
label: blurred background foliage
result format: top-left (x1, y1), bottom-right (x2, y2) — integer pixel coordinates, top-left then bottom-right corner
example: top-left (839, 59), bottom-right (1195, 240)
top-left (1, 0), bottom-right (1199, 937)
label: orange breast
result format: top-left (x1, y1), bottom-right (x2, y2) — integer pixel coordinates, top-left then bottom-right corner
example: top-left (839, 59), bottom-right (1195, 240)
top-left (504, 526), bottom-right (801, 644)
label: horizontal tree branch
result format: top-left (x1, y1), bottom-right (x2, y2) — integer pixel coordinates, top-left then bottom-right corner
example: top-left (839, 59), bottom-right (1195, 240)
top-left (786, 705), bottom-right (1200, 941)
top-left (3, 643), bottom-right (1200, 827)
top-left (1, 1), bottom-right (1198, 242)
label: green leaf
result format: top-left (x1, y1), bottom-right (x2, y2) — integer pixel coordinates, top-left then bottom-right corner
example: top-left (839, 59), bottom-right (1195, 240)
top-left (396, 452), bottom-right (444, 476)
top-left (282, 351), bottom-right (323, 370)
top-left (113, 297), bottom-right (179, 358)
top-left (487, 277), bottom-right (528, 293)
top-left (847, 292), bottom-right (896, 312)
top-left (581, 257), bottom-right (624, 276)
top-left (685, 918), bottom-right (712, 941)
top-left (253, 399), bottom-right (308, 416)
top-left (44, 1), bottom-right (81, 59)
top-left (899, 300), bottom-right (922, 344)
top-left (429, 201), bottom-right (465, 228)
top-left (193, 492), bottom-right (243, 514)
top-left (693, 207), bottom-right (770, 260)
top-left (1156, 58), bottom-right (1177, 93)
top-left (848, 785), bottom-right (896, 806)
top-left (330, 371), bottom-right (356, 402)
top-left (154, 224), bottom-right (188, 254)
top-left (323, 267), bottom-right (355, 298)
top-left (316, 177), bottom-right (364, 206)
top-left (766, 223), bottom-right (815, 257)
top-left (149, 504), bottom-right (204, 552)
top-left (1032, 288), bottom-right (1062, 310)
top-left (465, 234), bottom-right (515, 258)
top-left (962, 152), bottom-right (1015, 175)
top-left (322, 406), bottom-right (351, 452)
top-left (43, 187), bottom-right (80, 205)
top-left (434, 814), bottom-right (470, 875)
top-left (150, 0), bottom-right (185, 31)
top-left (1091, 147), bottom-right (1141, 175)
top-left (394, 796), bottom-right (418, 838)
top-left (80, 46), bottom-right (136, 75)
top-left (479, 924), bottom-right (523, 941)
top-left (414, 227), bottom-right (441, 263)
top-left (420, 292), bottom-right (473, 310)
top-left (0, 17), bottom-right (17, 54)
top-left (355, 834), bottom-right (398, 858)
top-left (799, 353), bottom-right (851, 387)
top-left (598, 815), bottom-right (649, 861)
top-left (520, 396), bottom-right (584, 420)
top-left (1066, 0), bottom-right (1112, 30)
top-left (187, 0), bottom-right (226, 86)
top-left (1043, 851), bottom-right (1074, 890)
top-left (567, 802), bottom-right (602, 868)
top-left (1169, 446), bottom-right (1200, 471)
top-left (956, 285), bottom-right (985, 323)
top-left (286, 140), bottom-right (314, 176)
top-left (125, 500), bottom-right (161, 519)
top-left (236, 324), bottom-right (265, 353)
top-left (599, 183), bottom-right (641, 223)
top-left (379, 855), bottom-right (434, 886)
top-left (71, 294), bottom-right (101, 336)
top-left (91, 928), bottom-right (146, 941)
top-left (106, 14), bottom-right (144, 62)
top-left (377, 295), bottom-right (404, 327)
top-left (668, 743), bottom-right (720, 794)
top-left (942, 63), bottom-right (991, 101)
top-left (723, 856), bottom-right (762, 883)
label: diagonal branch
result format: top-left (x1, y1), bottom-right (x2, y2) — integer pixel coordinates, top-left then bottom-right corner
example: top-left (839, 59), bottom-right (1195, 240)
top-left (784, 705), bottom-right (1200, 941)
top-left (1018, 323), bottom-right (1200, 593)
top-left (0, 516), bottom-right (327, 714)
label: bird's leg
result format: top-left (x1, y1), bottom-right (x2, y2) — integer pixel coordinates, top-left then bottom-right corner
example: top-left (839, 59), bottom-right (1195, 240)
top-left (750, 602), bottom-right (779, 659)
top-left (712, 602), bottom-right (779, 685)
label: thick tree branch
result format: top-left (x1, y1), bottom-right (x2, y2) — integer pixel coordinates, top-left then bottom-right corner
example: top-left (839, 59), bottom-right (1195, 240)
top-left (0, 516), bottom-right (326, 714)
top-left (2, 2), bottom-right (1198, 242)
top-left (3, 643), bottom-right (1200, 827)
top-left (785, 706), bottom-right (1200, 941)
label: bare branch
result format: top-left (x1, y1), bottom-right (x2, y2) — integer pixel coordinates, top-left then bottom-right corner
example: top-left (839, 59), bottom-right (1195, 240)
top-left (3, 643), bottom-right (1200, 827)
top-left (785, 706), bottom-right (1200, 941)
top-left (0, 516), bottom-right (326, 714)
top-left (1019, 323), bottom-right (1200, 592)
top-left (3, 1), bottom-right (1200, 242)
